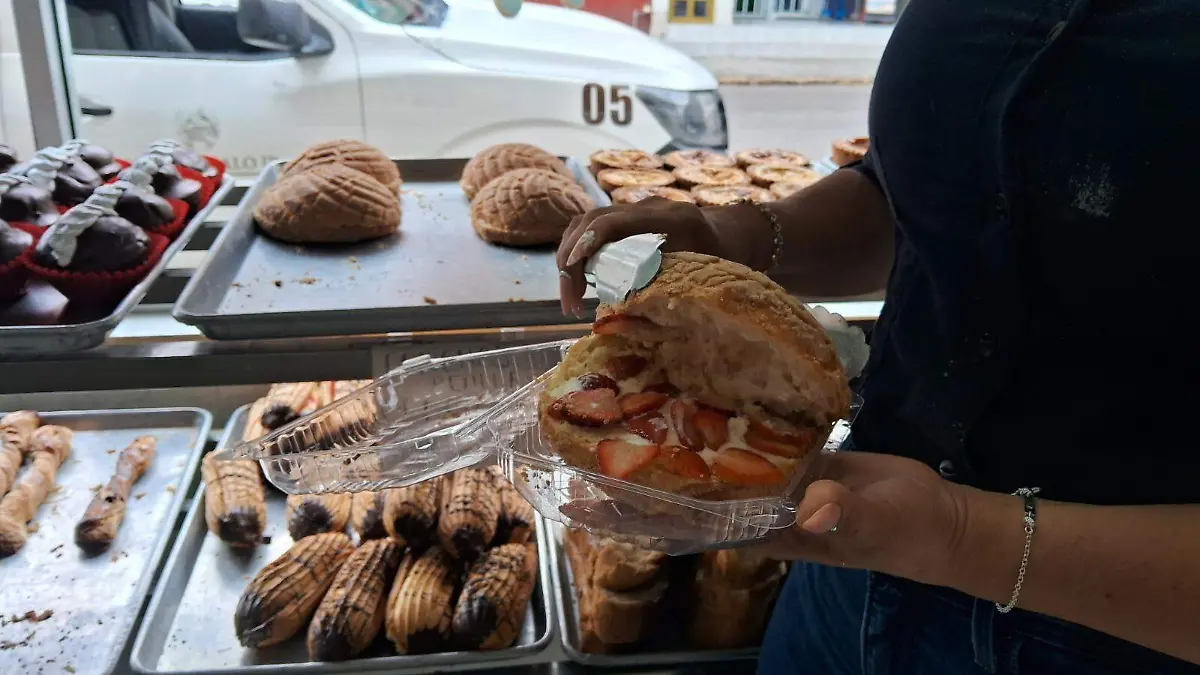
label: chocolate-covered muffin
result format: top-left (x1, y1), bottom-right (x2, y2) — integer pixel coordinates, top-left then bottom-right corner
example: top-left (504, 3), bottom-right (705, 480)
top-left (33, 215), bottom-right (149, 272)
top-left (53, 156), bottom-right (103, 205)
top-left (150, 164), bottom-right (202, 212)
top-left (79, 144), bottom-right (122, 181)
top-left (0, 220), bottom-right (33, 264)
top-left (0, 178), bottom-right (57, 228)
top-left (170, 146), bottom-right (216, 178)
top-left (0, 145), bottom-right (17, 174)
top-left (116, 186), bottom-right (175, 230)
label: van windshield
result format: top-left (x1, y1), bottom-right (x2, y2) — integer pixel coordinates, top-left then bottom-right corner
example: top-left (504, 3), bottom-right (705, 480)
top-left (343, 0), bottom-right (448, 27)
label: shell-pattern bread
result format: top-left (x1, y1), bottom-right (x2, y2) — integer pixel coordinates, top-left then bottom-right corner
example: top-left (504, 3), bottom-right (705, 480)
top-left (588, 149), bottom-right (663, 175)
top-left (595, 169), bottom-right (674, 193)
top-left (662, 150), bottom-right (735, 170)
top-left (746, 164), bottom-right (821, 188)
top-left (610, 186), bottom-right (695, 205)
top-left (734, 149), bottom-right (809, 169)
top-left (672, 166), bottom-right (750, 189)
top-left (690, 185), bottom-right (773, 206)
top-left (460, 143), bottom-right (571, 200)
top-left (284, 139), bottom-right (402, 194)
top-left (255, 163), bottom-right (401, 244)
top-left (770, 180), bottom-right (818, 200)
top-left (470, 168), bottom-right (594, 246)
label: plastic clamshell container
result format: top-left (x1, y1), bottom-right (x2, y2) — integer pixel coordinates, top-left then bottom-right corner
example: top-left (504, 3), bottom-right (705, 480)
top-left (233, 339), bottom-right (858, 554)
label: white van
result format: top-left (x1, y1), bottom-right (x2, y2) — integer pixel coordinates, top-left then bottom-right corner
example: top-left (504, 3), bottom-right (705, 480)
top-left (1, 0), bottom-right (726, 175)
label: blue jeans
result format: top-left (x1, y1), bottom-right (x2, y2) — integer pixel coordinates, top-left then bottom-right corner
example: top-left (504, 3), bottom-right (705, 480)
top-left (758, 563), bottom-right (1200, 675)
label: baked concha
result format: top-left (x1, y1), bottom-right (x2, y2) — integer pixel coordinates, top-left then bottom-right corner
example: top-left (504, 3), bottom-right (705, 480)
top-left (470, 168), bottom-right (594, 246)
top-left (832, 136), bottom-right (869, 167)
top-left (255, 164), bottom-right (401, 244)
top-left (769, 180), bottom-right (819, 200)
top-left (690, 185), bottom-right (773, 207)
top-left (746, 164), bottom-right (822, 188)
top-left (672, 166), bottom-right (750, 189)
top-left (596, 169), bottom-right (674, 193)
top-left (734, 149), bottom-right (809, 169)
top-left (662, 150), bottom-right (736, 170)
top-left (589, 150), bottom-right (663, 175)
top-left (538, 252), bottom-right (850, 503)
top-left (460, 143), bottom-right (571, 200)
top-left (610, 186), bottom-right (695, 205)
top-left (283, 139), bottom-right (402, 194)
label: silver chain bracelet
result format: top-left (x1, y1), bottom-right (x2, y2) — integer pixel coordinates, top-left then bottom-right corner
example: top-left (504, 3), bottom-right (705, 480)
top-left (996, 486), bottom-right (1040, 613)
top-left (738, 200), bottom-right (784, 273)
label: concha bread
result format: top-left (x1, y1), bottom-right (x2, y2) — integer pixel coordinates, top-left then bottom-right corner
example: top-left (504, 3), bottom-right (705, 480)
top-left (538, 252), bottom-right (850, 502)
top-left (255, 164), bottom-right (401, 243)
top-left (832, 136), bottom-right (869, 167)
top-left (469, 168), bottom-right (595, 246)
top-left (460, 143), bottom-right (571, 200)
top-left (283, 139), bottom-right (402, 194)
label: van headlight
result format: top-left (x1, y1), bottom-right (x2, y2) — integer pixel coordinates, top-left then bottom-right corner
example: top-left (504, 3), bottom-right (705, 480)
top-left (637, 87), bottom-right (728, 149)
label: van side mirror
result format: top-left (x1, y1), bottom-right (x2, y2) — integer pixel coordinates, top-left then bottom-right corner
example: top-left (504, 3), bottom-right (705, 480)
top-left (238, 0), bottom-right (314, 53)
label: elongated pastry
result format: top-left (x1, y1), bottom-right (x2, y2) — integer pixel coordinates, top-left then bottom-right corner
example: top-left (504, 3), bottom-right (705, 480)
top-left (0, 425), bottom-right (72, 556)
top-left (307, 537), bottom-right (402, 661)
top-left (437, 468), bottom-right (500, 561)
top-left (260, 382), bottom-right (320, 431)
top-left (75, 435), bottom-right (156, 551)
top-left (202, 399), bottom-right (269, 547)
top-left (0, 411), bottom-right (40, 498)
top-left (382, 477), bottom-right (444, 550)
top-left (287, 493), bottom-right (352, 540)
top-left (351, 491), bottom-right (389, 540)
top-left (491, 466), bottom-right (535, 546)
top-left (385, 546), bottom-right (461, 654)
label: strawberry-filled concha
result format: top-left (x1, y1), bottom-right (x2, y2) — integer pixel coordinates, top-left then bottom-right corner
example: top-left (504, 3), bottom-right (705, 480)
top-left (537, 252), bottom-right (851, 502)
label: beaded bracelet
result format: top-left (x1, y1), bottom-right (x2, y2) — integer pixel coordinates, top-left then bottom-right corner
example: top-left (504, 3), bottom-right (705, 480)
top-left (738, 199), bottom-right (784, 273)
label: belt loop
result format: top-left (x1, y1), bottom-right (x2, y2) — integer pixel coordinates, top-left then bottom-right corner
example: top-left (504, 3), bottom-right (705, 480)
top-left (971, 598), bottom-right (999, 673)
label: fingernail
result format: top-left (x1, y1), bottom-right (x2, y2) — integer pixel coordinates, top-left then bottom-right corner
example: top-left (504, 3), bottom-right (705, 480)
top-left (801, 503), bottom-right (841, 534)
top-left (565, 230), bottom-right (596, 267)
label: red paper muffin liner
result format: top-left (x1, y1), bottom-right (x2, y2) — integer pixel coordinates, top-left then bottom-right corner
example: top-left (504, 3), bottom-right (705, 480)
top-left (22, 232), bottom-right (169, 308)
top-left (203, 155), bottom-right (226, 188)
top-left (104, 158), bottom-right (134, 185)
top-left (141, 199), bottom-right (190, 240)
top-left (0, 223), bottom-right (44, 306)
top-left (177, 165), bottom-right (215, 209)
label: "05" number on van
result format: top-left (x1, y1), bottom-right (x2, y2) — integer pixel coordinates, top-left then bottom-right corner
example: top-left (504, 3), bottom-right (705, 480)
top-left (582, 84), bottom-right (632, 126)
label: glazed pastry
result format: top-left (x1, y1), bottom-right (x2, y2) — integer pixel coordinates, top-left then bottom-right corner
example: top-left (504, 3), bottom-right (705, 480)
top-left (149, 161), bottom-right (203, 213)
top-left (151, 138), bottom-right (218, 178)
top-left (0, 220), bottom-right (33, 264)
top-left (470, 168), bottom-right (594, 246)
top-left (672, 166), bottom-right (750, 190)
top-left (0, 144), bottom-right (18, 173)
top-left (770, 180), bottom-right (818, 200)
top-left (32, 184), bottom-right (149, 272)
top-left (589, 149), bottom-right (663, 175)
top-left (461, 143), bottom-right (571, 200)
top-left (255, 164), bottom-right (401, 243)
top-left (17, 147), bottom-right (101, 207)
top-left (538, 252), bottom-right (850, 503)
top-left (113, 157), bottom-right (178, 229)
top-left (690, 185), bottom-right (774, 206)
top-left (832, 136), bottom-right (869, 166)
top-left (62, 139), bottom-right (122, 182)
top-left (746, 164), bottom-right (822, 188)
top-left (0, 173), bottom-right (58, 228)
top-left (610, 186), bottom-right (695, 205)
top-left (284, 139), bottom-right (400, 194)
top-left (662, 149), bottom-right (736, 170)
top-left (595, 169), bottom-right (674, 193)
top-left (75, 435), bottom-right (155, 551)
top-left (734, 149), bottom-right (810, 169)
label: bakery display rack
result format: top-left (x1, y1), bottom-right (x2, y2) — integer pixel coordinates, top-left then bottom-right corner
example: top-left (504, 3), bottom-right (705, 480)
top-left (173, 159), bottom-right (610, 341)
top-left (0, 407), bottom-right (212, 675)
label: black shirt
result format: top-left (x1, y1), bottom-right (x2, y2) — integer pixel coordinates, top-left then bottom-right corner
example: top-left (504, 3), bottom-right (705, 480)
top-left (853, 0), bottom-right (1200, 505)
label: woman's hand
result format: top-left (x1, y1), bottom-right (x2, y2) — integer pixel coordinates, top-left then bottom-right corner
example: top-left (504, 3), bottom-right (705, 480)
top-left (556, 198), bottom-right (734, 316)
top-left (752, 450), bottom-right (971, 586)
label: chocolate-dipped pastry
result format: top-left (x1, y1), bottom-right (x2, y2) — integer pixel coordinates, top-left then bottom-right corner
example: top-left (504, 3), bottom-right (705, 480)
top-left (0, 174), bottom-right (57, 228)
top-left (0, 145), bottom-right (17, 174)
top-left (116, 185), bottom-right (174, 230)
top-left (151, 138), bottom-right (216, 178)
top-left (0, 220), bottom-right (33, 264)
top-left (52, 156), bottom-right (103, 206)
top-left (149, 164), bottom-right (202, 212)
top-left (66, 141), bottom-right (123, 182)
top-left (32, 185), bottom-right (150, 272)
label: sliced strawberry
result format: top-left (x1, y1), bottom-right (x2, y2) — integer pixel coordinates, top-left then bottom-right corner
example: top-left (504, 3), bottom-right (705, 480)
top-left (593, 314), bottom-right (657, 336)
top-left (597, 440), bottom-right (660, 479)
top-left (624, 412), bottom-right (669, 444)
top-left (547, 398), bottom-right (566, 420)
top-left (744, 418), bottom-right (818, 458)
top-left (667, 399), bottom-right (704, 451)
top-left (711, 448), bottom-right (787, 486)
top-left (693, 408), bottom-right (731, 449)
top-left (575, 372), bottom-right (619, 392)
top-left (618, 392), bottom-right (669, 418)
top-left (659, 445), bottom-right (711, 480)
top-left (558, 390), bottom-right (622, 427)
top-left (643, 382), bottom-right (680, 396)
top-left (606, 354), bottom-right (649, 380)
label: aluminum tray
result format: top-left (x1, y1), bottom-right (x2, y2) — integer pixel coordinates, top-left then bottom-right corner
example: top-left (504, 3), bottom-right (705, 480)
top-left (546, 522), bottom-right (761, 668)
top-left (132, 404), bottom-right (556, 675)
top-left (0, 177), bottom-right (235, 354)
top-left (173, 158), bottom-right (608, 341)
top-left (0, 407), bottom-right (213, 675)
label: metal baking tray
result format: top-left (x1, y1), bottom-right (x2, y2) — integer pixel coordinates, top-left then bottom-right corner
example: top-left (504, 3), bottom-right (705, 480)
top-left (546, 521), bottom-right (760, 668)
top-left (131, 404), bottom-right (556, 674)
top-left (172, 158), bottom-right (608, 341)
top-left (0, 178), bottom-right (235, 354)
top-left (0, 407), bottom-right (213, 675)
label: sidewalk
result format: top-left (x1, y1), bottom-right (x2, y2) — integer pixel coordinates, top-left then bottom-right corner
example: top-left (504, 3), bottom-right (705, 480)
top-left (662, 21), bottom-right (892, 83)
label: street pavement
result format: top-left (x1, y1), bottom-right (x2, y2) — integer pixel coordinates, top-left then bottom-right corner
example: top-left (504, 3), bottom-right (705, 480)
top-left (722, 84), bottom-right (871, 160)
